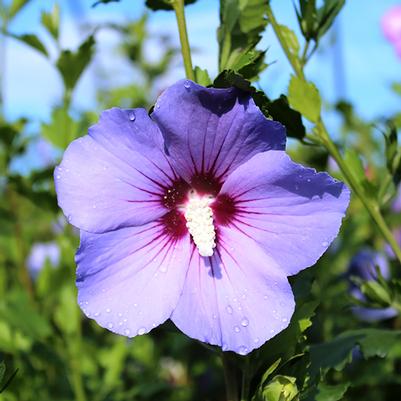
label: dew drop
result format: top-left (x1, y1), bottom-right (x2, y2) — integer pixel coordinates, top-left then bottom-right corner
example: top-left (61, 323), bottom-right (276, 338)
top-left (307, 178), bottom-right (311, 182)
top-left (106, 308), bottom-right (111, 313)
top-left (282, 317), bottom-right (288, 323)
top-left (226, 305), bottom-right (233, 314)
top-left (263, 295), bottom-right (268, 300)
top-left (107, 322), bottom-right (113, 329)
top-left (254, 337), bottom-right (260, 344)
top-left (212, 314), bottom-right (218, 320)
top-left (94, 312), bottom-right (100, 317)
top-left (128, 111), bottom-right (136, 121)
top-left (56, 175), bottom-right (61, 179)
top-left (238, 346), bottom-right (248, 355)
top-left (137, 327), bottom-right (146, 335)
top-left (241, 318), bottom-right (249, 327)
top-left (234, 325), bottom-right (241, 333)
top-left (118, 312), bottom-right (123, 317)
top-left (160, 265), bottom-right (168, 273)
top-left (222, 343), bottom-right (229, 351)
top-left (124, 329), bottom-right (131, 336)
top-left (322, 241), bottom-right (329, 247)
top-left (184, 80), bottom-right (191, 89)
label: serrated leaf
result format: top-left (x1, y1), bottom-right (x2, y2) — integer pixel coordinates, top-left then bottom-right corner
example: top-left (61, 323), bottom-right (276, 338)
top-left (218, 0), bottom-right (269, 79)
top-left (194, 66), bottom-right (212, 86)
top-left (288, 75), bottom-right (321, 122)
top-left (278, 24), bottom-right (300, 59)
top-left (264, 95), bottom-right (306, 140)
top-left (10, 33), bottom-right (48, 57)
top-left (56, 35), bottom-right (95, 91)
top-left (145, 0), bottom-right (197, 11)
top-left (41, 4), bottom-right (60, 40)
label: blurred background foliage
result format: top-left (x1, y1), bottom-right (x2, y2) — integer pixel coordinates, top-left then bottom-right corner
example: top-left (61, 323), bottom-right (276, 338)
top-left (0, 0), bottom-right (401, 401)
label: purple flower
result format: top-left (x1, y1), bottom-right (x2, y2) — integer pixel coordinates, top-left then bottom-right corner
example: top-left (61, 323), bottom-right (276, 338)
top-left (348, 249), bottom-right (397, 322)
top-left (27, 242), bottom-right (60, 278)
top-left (54, 80), bottom-right (349, 355)
top-left (381, 5), bottom-right (401, 58)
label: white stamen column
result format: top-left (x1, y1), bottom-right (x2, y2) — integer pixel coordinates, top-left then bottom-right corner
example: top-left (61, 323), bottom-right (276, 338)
top-left (184, 194), bottom-right (216, 257)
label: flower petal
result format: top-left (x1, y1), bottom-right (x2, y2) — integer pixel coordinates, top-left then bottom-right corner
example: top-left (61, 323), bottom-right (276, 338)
top-left (151, 80), bottom-right (286, 182)
top-left (219, 151), bottom-right (350, 276)
top-left (55, 108), bottom-right (176, 233)
top-left (171, 226), bottom-right (294, 355)
top-left (76, 222), bottom-right (191, 336)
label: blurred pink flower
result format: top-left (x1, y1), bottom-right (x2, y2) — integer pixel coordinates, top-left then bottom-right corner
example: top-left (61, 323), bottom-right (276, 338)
top-left (382, 5), bottom-right (401, 57)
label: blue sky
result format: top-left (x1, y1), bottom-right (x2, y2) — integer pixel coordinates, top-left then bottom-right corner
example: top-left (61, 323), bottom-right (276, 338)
top-left (2, 0), bottom-right (401, 123)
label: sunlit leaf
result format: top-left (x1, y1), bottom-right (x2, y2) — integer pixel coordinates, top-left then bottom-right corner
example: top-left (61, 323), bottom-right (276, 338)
top-left (288, 75), bottom-right (321, 123)
top-left (56, 35), bottom-right (95, 91)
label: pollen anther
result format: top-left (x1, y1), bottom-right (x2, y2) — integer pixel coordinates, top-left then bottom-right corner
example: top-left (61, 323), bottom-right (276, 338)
top-left (184, 193), bottom-right (216, 257)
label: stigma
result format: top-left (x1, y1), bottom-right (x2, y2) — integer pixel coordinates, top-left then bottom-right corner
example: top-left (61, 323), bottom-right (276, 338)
top-left (184, 191), bottom-right (216, 257)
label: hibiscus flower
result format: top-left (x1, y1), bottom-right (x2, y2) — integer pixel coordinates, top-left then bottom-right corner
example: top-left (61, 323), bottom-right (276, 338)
top-left (54, 80), bottom-right (349, 355)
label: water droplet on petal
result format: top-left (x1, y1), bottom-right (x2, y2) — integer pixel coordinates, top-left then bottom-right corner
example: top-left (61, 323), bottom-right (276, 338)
top-left (241, 318), bottom-right (249, 327)
top-left (238, 346), bottom-right (248, 355)
top-left (234, 325), bottom-right (241, 333)
top-left (282, 317), bottom-right (288, 323)
top-left (322, 241), bottom-right (329, 247)
top-left (94, 312), bottom-right (100, 317)
top-left (108, 322), bottom-right (113, 329)
top-left (137, 327), bottom-right (146, 335)
top-left (56, 175), bottom-right (61, 179)
top-left (124, 329), bottom-right (131, 336)
top-left (160, 265), bottom-right (168, 273)
top-left (226, 305), bottom-right (233, 314)
top-left (254, 337), bottom-right (260, 344)
top-left (222, 343), bottom-right (229, 351)
top-left (128, 111), bottom-right (136, 121)
top-left (106, 308), bottom-right (111, 313)
top-left (264, 295), bottom-right (268, 300)
top-left (118, 312), bottom-right (122, 317)
top-left (184, 80), bottom-right (191, 89)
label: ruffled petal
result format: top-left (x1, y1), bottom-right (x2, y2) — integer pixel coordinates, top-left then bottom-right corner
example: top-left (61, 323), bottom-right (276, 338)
top-left (55, 108), bottom-right (177, 233)
top-left (76, 221), bottom-right (191, 336)
top-left (171, 226), bottom-right (294, 355)
top-left (151, 80), bottom-right (286, 182)
top-left (219, 151), bottom-right (350, 276)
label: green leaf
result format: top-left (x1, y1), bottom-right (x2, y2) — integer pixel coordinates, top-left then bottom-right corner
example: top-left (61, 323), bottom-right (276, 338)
top-left (218, 0), bottom-right (269, 79)
top-left (295, 0), bottom-right (345, 43)
top-left (256, 375), bottom-right (299, 401)
top-left (56, 35), bottom-right (95, 91)
top-left (277, 24), bottom-right (300, 60)
top-left (145, 0), bottom-right (197, 11)
top-left (343, 149), bottom-right (366, 186)
top-left (315, 382), bottom-right (350, 401)
top-left (8, 0), bottom-right (31, 18)
top-left (41, 3), bottom-right (60, 40)
top-left (194, 66), bottom-right (212, 86)
top-left (10, 33), bottom-right (48, 57)
top-left (41, 106), bottom-right (81, 149)
top-left (288, 75), bottom-right (321, 123)
top-left (258, 94), bottom-right (306, 140)
top-left (0, 290), bottom-right (52, 341)
top-left (309, 329), bottom-right (401, 377)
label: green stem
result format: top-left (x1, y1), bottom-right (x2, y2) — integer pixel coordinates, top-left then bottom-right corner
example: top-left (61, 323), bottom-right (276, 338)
top-left (222, 353), bottom-right (239, 401)
top-left (300, 40), bottom-right (310, 67)
top-left (172, 0), bottom-right (194, 81)
top-left (266, 3), bottom-right (401, 265)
